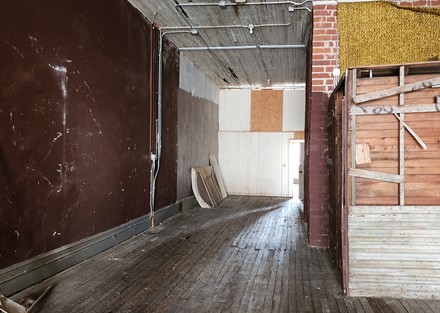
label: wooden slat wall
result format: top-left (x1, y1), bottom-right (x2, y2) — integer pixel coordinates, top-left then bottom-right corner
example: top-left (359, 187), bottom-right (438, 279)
top-left (345, 64), bottom-right (440, 299)
top-left (353, 74), bottom-right (440, 205)
top-left (355, 114), bottom-right (399, 205)
top-left (349, 206), bottom-right (440, 299)
top-left (327, 90), bottom-right (344, 270)
top-left (250, 90), bottom-right (283, 132)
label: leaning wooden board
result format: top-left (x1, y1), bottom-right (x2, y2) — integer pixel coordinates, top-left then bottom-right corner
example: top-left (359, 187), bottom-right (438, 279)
top-left (191, 166), bottom-right (225, 208)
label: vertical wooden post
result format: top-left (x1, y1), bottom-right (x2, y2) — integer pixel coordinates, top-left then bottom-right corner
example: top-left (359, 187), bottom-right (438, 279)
top-left (341, 69), bottom-right (352, 294)
top-left (351, 69), bottom-right (357, 206)
top-left (399, 66), bottom-right (405, 205)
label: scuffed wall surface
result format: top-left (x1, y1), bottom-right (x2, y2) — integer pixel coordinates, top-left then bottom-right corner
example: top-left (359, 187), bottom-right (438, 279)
top-left (0, 0), bottom-right (176, 268)
top-left (177, 56), bottom-right (219, 200)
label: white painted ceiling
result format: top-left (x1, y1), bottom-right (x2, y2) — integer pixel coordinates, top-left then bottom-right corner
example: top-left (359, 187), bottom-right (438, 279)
top-left (127, 0), bottom-right (312, 88)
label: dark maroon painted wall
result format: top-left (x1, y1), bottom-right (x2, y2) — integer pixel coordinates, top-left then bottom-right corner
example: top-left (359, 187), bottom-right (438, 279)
top-left (0, 0), bottom-right (179, 268)
top-left (155, 39), bottom-right (178, 210)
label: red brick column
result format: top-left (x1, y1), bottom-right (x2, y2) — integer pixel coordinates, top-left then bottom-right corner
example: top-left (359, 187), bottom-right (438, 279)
top-left (398, 0), bottom-right (440, 6)
top-left (305, 3), bottom-right (338, 247)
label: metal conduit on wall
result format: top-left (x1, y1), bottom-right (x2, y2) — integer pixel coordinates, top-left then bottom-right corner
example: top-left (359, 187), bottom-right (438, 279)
top-left (160, 23), bottom-right (292, 31)
top-left (175, 0), bottom-right (312, 12)
top-left (150, 29), bottom-right (195, 226)
top-left (179, 44), bottom-right (305, 51)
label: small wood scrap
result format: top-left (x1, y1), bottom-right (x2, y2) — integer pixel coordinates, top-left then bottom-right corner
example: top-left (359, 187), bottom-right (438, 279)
top-left (192, 166), bottom-right (225, 208)
top-left (0, 285), bottom-right (54, 313)
top-left (355, 143), bottom-right (371, 165)
top-left (0, 291), bottom-right (26, 313)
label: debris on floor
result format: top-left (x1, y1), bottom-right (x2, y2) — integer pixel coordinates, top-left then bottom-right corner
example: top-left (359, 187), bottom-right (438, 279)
top-left (0, 284), bottom-right (54, 313)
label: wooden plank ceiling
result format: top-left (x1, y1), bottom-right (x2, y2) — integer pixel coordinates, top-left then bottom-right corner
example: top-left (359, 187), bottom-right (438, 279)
top-left (127, 0), bottom-right (312, 88)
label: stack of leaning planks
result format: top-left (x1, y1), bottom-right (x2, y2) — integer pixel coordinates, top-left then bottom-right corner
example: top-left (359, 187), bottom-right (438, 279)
top-left (191, 156), bottom-right (227, 208)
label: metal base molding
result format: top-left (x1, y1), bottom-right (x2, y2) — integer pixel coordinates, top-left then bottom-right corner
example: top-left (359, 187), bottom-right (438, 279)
top-left (0, 197), bottom-right (196, 296)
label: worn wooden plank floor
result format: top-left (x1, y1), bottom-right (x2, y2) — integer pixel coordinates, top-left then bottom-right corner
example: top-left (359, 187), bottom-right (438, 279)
top-left (15, 196), bottom-right (440, 312)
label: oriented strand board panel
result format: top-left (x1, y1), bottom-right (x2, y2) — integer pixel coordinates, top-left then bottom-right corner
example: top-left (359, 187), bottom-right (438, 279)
top-left (283, 89), bottom-right (305, 131)
top-left (293, 131), bottom-right (305, 140)
top-left (219, 89), bottom-right (251, 131)
top-left (251, 90), bottom-right (283, 132)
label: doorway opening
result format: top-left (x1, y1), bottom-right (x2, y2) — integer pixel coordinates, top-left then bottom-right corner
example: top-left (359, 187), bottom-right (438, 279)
top-left (289, 139), bottom-right (305, 200)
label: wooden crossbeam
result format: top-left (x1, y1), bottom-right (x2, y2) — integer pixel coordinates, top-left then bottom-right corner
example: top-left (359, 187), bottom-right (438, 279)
top-left (352, 77), bottom-right (440, 104)
top-left (393, 113), bottom-right (427, 150)
top-left (349, 169), bottom-right (404, 183)
top-left (350, 103), bottom-right (440, 115)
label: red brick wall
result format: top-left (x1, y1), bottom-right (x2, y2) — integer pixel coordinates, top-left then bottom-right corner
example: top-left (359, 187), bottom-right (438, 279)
top-left (305, 92), bottom-right (330, 247)
top-left (311, 4), bottom-right (338, 94)
top-left (398, 0), bottom-right (440, 5)
top-left (305, 3), bottom-right (337, 247)
top-left (306, 0), bottom-right (440, 247)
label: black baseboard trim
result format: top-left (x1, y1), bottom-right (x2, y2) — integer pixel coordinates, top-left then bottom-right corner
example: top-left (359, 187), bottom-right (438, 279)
top-left (0, 198), bottom-right (194, 296)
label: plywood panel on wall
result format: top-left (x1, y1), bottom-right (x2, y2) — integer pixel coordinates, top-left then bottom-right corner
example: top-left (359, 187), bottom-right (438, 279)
top-left (251, 90), bottom-right (283, 132)
top-left (219, 89), bottom-right (251, 131)
top-left (283, 89), bottom-right (305, 131)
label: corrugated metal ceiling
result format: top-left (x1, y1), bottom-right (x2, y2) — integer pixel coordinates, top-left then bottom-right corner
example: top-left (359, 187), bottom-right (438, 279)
top-left (127, 0), bottom-right (312, 88)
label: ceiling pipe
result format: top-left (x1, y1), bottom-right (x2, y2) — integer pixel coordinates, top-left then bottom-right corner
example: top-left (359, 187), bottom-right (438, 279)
top-left (175, 1), bottom-right (313, 12)
top-left (179, 44), bottom-right (305, 51)
top-left (159, 22), bottom-right (291, 31)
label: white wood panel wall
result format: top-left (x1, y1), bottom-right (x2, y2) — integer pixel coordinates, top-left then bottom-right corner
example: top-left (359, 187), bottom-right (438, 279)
top-left (219, 89), bottom-right (251, 131)
top-left (283, 89), bottom-right (305, 131)
top-left (219, 88), bottom-right (304, 197)
top-left (219, 132), bottom-right (293, 196)
top-left (180, 55), bottom-right (220, 104)
top-left (247, 133), bottom-right (292, 197)
top-left (218, 132), bottom-right (250, 195)
top-left (349, 206), bottom-right (440, 299)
